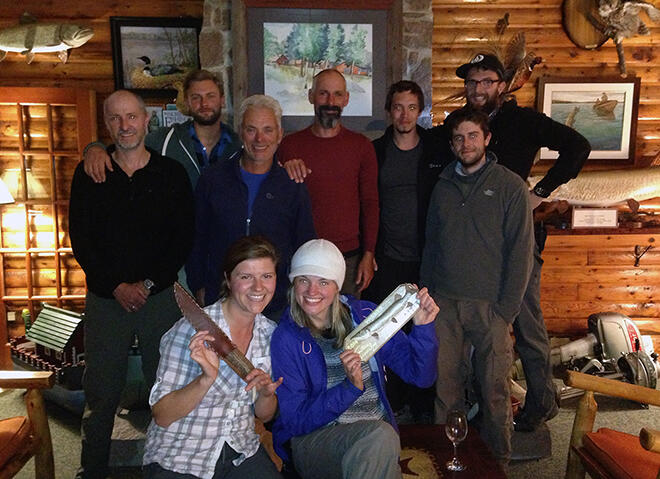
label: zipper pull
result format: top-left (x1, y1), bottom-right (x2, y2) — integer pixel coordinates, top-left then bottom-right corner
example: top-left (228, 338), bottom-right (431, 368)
top-left (245, 217), bottom-right (251, 235)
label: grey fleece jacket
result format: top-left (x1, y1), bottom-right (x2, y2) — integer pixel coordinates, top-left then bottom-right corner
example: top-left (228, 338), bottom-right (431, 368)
top-left (420, 155), bottom-right (534, 322)
top-left (145, 120), bottom-right (242, 188)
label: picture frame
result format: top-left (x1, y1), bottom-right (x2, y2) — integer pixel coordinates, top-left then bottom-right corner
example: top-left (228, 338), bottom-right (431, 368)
top-left (110, 16), bottom-right (202, 97)
top-left (246, 8), bottom-right (389, 133)
top-left (537, 77), bottom-right (641, 166)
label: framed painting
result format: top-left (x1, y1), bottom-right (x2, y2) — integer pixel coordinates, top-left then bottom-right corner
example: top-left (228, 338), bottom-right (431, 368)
top-left (110, 16), bottom-right (201, 97)
top-left (246, 8), bottom-right (388, 133)
top-left (537, 77), bottom-right (641, 166)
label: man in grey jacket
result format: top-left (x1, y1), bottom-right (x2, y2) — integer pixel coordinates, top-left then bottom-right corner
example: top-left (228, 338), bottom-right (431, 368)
top-left (83, 69), bottom-right (241, 187)
top-left (420, 107), bottom-right (533, 465)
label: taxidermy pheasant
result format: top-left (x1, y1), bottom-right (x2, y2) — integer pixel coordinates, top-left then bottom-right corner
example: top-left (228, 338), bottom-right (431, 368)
top-left (502, 32), bottom-right (543, 94)
top-left (588, 0), bottom-right (660, 76)
top-left (441, 27), bottom-right (543, 103)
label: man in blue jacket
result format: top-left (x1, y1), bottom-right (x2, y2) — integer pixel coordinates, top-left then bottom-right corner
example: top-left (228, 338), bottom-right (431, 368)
top-left (186, 94), bottom-right (315, 318)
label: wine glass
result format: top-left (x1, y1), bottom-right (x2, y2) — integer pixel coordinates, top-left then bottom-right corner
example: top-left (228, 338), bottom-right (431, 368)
top-left (445, 409), bottom-right (468, 471)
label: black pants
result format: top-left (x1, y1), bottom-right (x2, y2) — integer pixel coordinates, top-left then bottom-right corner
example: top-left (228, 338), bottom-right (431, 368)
top-left (363, 254), bottom-right (434, 418)
top-left (144, 444), bottom-right (282, 479)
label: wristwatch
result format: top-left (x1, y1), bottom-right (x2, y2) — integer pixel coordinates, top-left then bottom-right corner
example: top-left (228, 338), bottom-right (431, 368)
top-left (143, 278), bottom-right (155, 293)
top-left (532, 185), bottom-right (550, 198)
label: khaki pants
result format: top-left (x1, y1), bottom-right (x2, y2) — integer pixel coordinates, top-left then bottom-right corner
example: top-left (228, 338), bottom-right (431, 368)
top-left (432, 297), bottom-right (513, 463)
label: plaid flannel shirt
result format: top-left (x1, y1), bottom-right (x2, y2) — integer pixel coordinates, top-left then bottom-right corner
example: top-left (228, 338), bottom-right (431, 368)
top-left (143, 300), bottom-right (276, 479)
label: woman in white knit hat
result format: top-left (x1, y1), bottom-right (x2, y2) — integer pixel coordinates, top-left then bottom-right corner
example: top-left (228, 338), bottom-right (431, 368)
top-left (270, 238), bottom-right (439, 479)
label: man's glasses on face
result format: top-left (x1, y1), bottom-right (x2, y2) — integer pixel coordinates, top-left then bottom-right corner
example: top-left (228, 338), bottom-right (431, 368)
top-left (465, 78), bottom-right (501, 89)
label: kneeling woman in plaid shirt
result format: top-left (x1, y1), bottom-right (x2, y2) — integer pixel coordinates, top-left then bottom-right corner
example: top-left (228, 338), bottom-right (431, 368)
top-left (143, 236), bottom-right (283, 479)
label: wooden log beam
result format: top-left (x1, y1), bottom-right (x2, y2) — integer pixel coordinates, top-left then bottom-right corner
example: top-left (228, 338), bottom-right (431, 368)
top-left (565, 390), bottom-right (597, 479)
top-left (563, 370), bottom-right (660, 405)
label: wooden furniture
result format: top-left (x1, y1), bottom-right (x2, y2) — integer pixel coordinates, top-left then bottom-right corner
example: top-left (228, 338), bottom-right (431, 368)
top-left (399, 424), bottom-right (507, 478)
top-left (0, 370), bottom-right (55, 479)
top-left (563, 370), bottom-right (660, 479)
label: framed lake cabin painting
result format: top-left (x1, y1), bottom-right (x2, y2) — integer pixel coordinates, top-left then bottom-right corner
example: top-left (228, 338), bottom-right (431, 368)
top-left (246, 7), bottom-right (388, 133)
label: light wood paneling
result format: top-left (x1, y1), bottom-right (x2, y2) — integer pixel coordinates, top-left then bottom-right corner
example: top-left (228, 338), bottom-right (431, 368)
top-left (542, 232), bottom-right (660, 351)
top-left (431, 0), bottom-right (660, 168)
top-left (0, 1), bottom-right (204, 143)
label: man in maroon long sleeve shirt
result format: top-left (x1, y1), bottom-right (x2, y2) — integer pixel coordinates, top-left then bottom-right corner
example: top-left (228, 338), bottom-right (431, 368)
top-left (278, 69), bottom-right (379, 297)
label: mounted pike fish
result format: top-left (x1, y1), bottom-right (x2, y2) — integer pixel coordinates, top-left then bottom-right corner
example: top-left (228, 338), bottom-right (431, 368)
top-left (173, 282), bottom-right (255, 381)
top-left (529, 166), bottom-right (660, 207)
top-left (0, 12), bottom-right (94, 64)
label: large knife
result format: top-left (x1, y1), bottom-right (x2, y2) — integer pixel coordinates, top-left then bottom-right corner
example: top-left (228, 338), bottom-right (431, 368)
top-left (173, 282), bottom-right (255, 381)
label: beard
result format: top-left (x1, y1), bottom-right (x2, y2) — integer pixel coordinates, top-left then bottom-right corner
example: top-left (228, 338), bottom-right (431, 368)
top-left (456, 146), bottom-right (487, 171)
top-left (115, 128), bottom-right (145, 151)
top-left (394, 124), bottom-right (415, 135)
top-left (467, 91), bottom-right (500, 114)
top-left (191, 108), bottom-right (222, 126)
top-left (315, 105), bottom-right (342, 129)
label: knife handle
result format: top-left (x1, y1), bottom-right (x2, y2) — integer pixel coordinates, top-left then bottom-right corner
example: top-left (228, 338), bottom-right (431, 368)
top-left (222, 348), bottom-right (256, 380)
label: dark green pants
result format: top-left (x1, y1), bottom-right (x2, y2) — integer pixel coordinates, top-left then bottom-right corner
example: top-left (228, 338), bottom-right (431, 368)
top-left (79, 286), bottom-right (181, 479)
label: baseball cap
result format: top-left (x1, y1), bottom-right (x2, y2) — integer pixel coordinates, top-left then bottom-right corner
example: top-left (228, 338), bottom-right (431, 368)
top-left (456, 54), bottom-right (505, 80)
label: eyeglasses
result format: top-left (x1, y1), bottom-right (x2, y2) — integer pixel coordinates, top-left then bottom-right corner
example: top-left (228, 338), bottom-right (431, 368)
top-left (465, 78), bottom-right (501, 89)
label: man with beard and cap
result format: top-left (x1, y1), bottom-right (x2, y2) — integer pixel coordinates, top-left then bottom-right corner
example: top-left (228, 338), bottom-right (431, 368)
top-left (434, 54), bottom-right (591, 433)
top-left (421, 107), bottom-right (533, 466)
top-left (69, 90), bottom-right (194, 479)
top-left (82, 69), bottom-right (242, 188)
top-left (364, 80), bottom-right (449, 422)
top-left (278, 69), bottom-right (379, 298)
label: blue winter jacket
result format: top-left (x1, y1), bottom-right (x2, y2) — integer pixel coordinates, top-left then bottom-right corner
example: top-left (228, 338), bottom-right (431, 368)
top-left (185, 156), bottom-right (316, 315)
top-left (271, 296), bottom-right (438, 461)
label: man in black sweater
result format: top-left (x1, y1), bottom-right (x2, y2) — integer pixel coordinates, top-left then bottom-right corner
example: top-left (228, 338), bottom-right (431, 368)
top-left (434, 54), bottom-right (591, 432)
top-left (365, 81), bottom-right (449, 422)
top-left (69, 90), bottom-right (194, 479)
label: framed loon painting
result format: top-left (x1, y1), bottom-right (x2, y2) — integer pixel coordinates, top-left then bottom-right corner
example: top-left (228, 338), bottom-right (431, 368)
top-left (110, 16), bottom-right (202, 97)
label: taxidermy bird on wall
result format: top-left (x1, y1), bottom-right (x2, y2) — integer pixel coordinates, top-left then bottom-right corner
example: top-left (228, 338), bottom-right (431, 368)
top-left (0, 12), bottom-right (94, 64)
top-left (442, 21), bottom-right (543, 104)
top-left (589, 0), bottom-right (660, 76)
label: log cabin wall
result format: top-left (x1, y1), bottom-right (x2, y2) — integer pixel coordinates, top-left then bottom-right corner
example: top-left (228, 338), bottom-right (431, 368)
top-left (431, 0), bottom-right (660, 349)
top-left (543, 230), bottom-right (660, 351)
top-left (0, 2), bottom-right (203, 366)
top-left (1, 0), bottom-right (659, 354)
top-left (431, 0), bottom-right (660, 167)
top-left (0, 1), bottom-right (204, 144)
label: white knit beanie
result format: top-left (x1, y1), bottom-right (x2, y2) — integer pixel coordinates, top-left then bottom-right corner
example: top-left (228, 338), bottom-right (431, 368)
top-left (288, 239), bottom-right (346, 290)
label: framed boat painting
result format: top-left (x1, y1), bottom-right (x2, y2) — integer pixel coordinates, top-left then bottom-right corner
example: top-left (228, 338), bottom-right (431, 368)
top-left (536, 77), bottom-right (640, 166)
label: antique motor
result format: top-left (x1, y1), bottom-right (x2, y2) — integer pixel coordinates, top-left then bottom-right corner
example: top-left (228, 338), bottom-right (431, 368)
top-left (550, 312), bottom-right (659, 397)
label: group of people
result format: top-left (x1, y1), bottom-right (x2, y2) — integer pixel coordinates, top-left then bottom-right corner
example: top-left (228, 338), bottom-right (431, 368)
top-left (69, 51), bottom-right (590, 479)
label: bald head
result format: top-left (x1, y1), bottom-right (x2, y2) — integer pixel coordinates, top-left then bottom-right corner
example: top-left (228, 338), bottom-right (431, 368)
top-left (103, 90), bottom-right (150, 152)
top-left (309, 69), bottom-right (349, 130)
top-left (310, 69), bottom-right (347, 94)
top-left (103, 90), bottom-right (147, 117)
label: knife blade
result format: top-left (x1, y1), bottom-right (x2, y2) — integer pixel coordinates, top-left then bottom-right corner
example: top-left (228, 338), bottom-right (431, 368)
top-left (173, 282), bottom-right (255, 381)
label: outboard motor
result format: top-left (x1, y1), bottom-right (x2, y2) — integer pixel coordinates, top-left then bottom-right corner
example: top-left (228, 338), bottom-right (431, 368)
top-left (515, 312), bottom-right (659, 397)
